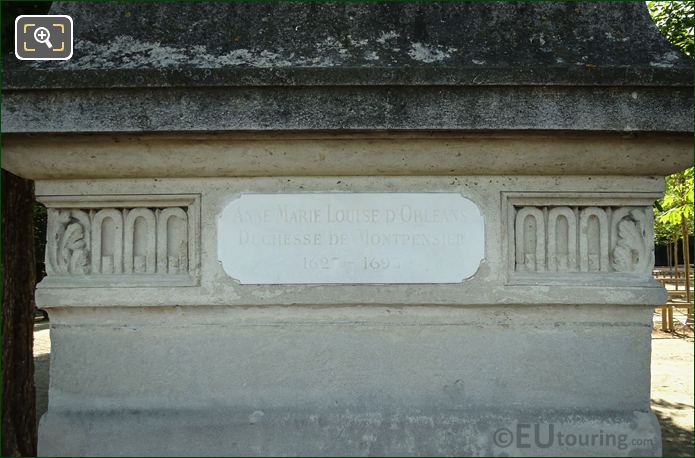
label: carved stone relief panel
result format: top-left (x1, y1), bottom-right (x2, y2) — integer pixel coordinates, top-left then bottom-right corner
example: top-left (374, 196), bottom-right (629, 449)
top-left (505, 192), bottom-right (657, 283)
top-left (514, 205), bottom-right (653, 274)
top-left (39, 195), bottom-right (199, 287)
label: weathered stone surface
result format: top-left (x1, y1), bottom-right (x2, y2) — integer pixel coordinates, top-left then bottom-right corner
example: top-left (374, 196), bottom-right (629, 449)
top-left (39, 408), bottom-right (661, 456)
top-left (8, 2), bottom-right (692, 85)
top-left (39, 305), bottom-right (660, 456)
top-left (2, 2), bottom-right (691, 133)
top-left (3, 85), bottom-right (693, 133)
top-left (3, 133), bottom-right (692, 179)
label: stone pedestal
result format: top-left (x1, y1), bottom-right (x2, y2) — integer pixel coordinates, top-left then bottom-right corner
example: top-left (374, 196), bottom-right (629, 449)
top-left (2, 2), bottom-right (692, 456)
top-left (17, 141), bottom-right (689, 456)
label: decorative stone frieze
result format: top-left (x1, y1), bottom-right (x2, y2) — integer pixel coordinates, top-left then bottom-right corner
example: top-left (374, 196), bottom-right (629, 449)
top-left (513, 205), bottom-right (653, 274)
top-left (39, 195), bottom-right (200, 287)
top-left (504, 192), bottom-right (658, 283)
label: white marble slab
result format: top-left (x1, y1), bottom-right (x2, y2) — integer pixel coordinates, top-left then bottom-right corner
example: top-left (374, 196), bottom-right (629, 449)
top-left (217, 193), bottom-right (484, 284)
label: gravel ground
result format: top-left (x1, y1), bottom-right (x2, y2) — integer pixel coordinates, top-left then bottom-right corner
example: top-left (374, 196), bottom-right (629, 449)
top-left (33, 320), bottom-right (50, 427)
top-left (651, 328), bottom-right (694, 457)
top-left (33, 319), bottom-right (694, 456)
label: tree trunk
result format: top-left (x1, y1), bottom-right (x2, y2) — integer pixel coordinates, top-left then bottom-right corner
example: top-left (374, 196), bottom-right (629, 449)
top-left (682, 219), bottom-right (692, 321)
top-left (1, 169), bottom-right (37, 456)
top-left (674, 239), bottom-right (680, 291)
top-left (666, 241), bottom-right (672, 278)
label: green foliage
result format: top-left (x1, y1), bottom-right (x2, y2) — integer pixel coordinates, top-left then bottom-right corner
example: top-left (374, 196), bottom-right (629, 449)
top-left (660, 168), bottom-right (694, 225)
top-left (648, 1), bottom-right (695, 56)
top-left (654, 210), bottom-right (680, 244)
top-left (655, 167), bottom-right (694, 243)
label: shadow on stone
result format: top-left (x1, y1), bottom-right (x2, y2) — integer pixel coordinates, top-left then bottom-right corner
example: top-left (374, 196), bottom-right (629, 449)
top-left (653, 398), bottom-right (694, 457)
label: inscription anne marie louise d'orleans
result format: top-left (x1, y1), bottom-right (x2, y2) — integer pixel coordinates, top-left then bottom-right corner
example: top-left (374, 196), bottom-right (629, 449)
top-left (217, 193), bottom-right (484, 284)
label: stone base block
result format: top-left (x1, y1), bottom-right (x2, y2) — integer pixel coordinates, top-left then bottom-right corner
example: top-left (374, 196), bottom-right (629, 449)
top-left (39, 408), bottom-right (661, 456)
top-left (38, 305), bottom-right (660, 456)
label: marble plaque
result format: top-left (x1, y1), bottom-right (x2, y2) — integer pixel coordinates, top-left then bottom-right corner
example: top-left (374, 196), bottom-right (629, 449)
top-left (217, 193), bottom-right (484, 284)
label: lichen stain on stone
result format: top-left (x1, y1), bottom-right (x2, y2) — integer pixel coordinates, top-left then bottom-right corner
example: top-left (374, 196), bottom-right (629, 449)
top-left (376, 31), bottom-right (400, 44)
top-left (42, 35), bottom-right (370, 69)
top-left (54, 32), bottom-right (452, 69)
top-left (649, 50), bottom-right (684, 68)
top-left (407, 42), bottom-right (457, 63)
